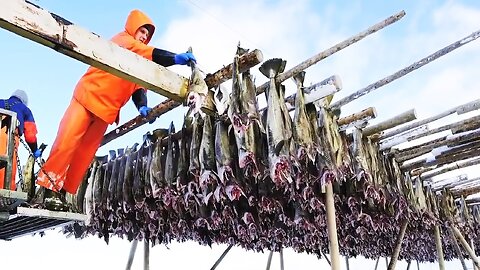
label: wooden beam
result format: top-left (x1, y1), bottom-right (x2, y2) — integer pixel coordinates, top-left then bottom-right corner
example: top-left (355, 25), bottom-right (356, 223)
top-left (446, 225), bottom-right (468, 270)
top-left (338, 107), bottom-right (377, 131)
top-left (395, 128), bottom-right (480, 163)
top-left (407, 115), bottom-right (480, 142)
top-left (144, 239), bottom-right (150, 270)
top-left (256, 10), bottom-right (406, 95)
top-left (363, 109), bottom-right (417, 137)
top-left (387, 219), bottom-right (408, 270)
top-left (0, 0), bottom-right (188, 101)
top-left (210, 245), bottom-right (233, 270)
top-left (331, 31), bottom-right (480, 110)
top-left (379, 125), bottom-right (429, 151)
top-left (101, 49), bottom-right (263, 146)
top-left (125, 240), bottom-right (139, 270)
top-left (417, 156), bottom-right (480, 179)
top-left (450, 224), bottom-right (480, 269)
top-left (285, 75), bottom-right (342, 111)
top-left (381, 99), bottom-right (480, 140)
top-left (266, 250), bottom-right (274, 270)
top-left (326, 182), bottom-right (341, 270)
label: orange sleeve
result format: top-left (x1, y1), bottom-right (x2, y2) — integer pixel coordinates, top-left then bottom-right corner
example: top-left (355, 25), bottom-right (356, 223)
top-left (24, 121), bottom-right (38, 143)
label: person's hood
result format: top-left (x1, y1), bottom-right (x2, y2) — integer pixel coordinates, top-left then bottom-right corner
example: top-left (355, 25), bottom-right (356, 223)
top-left (11, 89), bottom-right (28, 106)
top-left (124, 9), bottom-right (155, 44)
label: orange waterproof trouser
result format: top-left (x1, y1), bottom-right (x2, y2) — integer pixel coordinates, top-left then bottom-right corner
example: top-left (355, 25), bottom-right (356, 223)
top-left (0, 126), bottom-right (18, 190)
top-left (37, 98), bottom-right (108, 194)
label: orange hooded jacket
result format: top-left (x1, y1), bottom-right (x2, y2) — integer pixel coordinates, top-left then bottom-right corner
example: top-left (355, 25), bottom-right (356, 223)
top-left (73, 10), bottom-right (155, 124)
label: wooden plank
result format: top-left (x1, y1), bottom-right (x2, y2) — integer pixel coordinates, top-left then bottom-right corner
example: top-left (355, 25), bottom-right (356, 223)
top-left (285, 75), bottom-right (342, 111)
top-left (417, 156), bottom-right (480, 179)
top-left (0, 0), bottom-right (188, 101)
top-left (379, 125), bottom-right (429, 150)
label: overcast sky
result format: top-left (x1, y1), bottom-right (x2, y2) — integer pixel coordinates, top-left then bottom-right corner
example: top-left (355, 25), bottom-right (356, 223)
top-left (1, 0), bottom-right (480, 269)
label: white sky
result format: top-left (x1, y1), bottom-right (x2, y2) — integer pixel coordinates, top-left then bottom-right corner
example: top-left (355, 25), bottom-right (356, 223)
top-left (1, 0), bottom-right (480, 269)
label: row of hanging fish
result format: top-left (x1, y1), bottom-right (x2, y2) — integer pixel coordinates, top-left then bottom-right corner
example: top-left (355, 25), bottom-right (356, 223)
top-left (58, 47), bottom-right (480, 262)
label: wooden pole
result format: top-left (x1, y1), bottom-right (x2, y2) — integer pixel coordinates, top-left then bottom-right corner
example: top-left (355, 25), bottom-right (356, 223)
top-left (125, 240), bottom-right (138, 270)
top-left (322, 251), bottom-right (332, 266)
top-left (144, 239), bottom-right (150, 270)
top-left (379, 125), bottom-right (429, 151)
top-left (395, 129), bottom-right (480, 163)
top-left (447, 226), bottom-right (468, 270)
top-left (210, 245), bottom-right (233, 270)
top-left (338, 107), bottom-right (377, 130)
top-left (471, 239), bottom-right (479, 270)
top-left (256, 10), bottom-right (406, 95)
top-left (326, 182), bottom-right (341, 270)
top-left (373, 257), bottom-right (380, 270)
top-left (381, 99), bottom-right (480, 140)
top-left (417, 156), bottom-right (480, 179)
top-left (266, 250), bottom-right (274, 270)
top-left (284, 75), bottom-right (342, 111)
top-left (345, 256), bottom-right (350, 270)
top-left (434, 225), bottom-right (446, 270)
top-left (387, 219), bottom-right (409, 270)
top-left (406, 261), bottom-right (411, 270)
top-left (280, 248), bottom-right (285, 270)
top-left (331, 31), bottom-right (480, 110)
top-left (450, 224), bottom-right (480, 269)
top-left (363, 109), bottom-right (417, 137)
top-left (101, 49), bottom-right (263, 146)
top-left (406, 114), bottom-right (480, 142)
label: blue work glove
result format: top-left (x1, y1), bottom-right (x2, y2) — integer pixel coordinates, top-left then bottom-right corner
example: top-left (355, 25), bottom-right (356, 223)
top-left (139, 106), bottom-right (156, 124)
top-left (33, 148), bottom-right (43, 159)
top-left (174, 52), bottom-right (197, 65)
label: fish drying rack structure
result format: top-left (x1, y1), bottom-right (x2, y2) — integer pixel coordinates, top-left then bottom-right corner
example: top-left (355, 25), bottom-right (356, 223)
top-left (2, 1), bottom-right (480, 270)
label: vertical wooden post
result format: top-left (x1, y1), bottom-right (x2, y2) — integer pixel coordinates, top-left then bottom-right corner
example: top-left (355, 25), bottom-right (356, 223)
top-left (434, 225), bottom-right (446, 270)
top-left (280, 248), bottom-right (285, 270)
top-left (471, 239), bottom-right (479, 270)
top-left (373, 257), bottom-right (380, 270)
top-left (450, 224), bottom-right (480, 269)
top-left (322, 251), bottom-right (332, 266)
top-left (144, 239), bottom-right (150, 270)
top-left (125, 240), bottom-right (138, 270)
top-left (387, 219), bottom-right (409, 270)
top-left (406, 261), bottom-right (411, 270)
top-left (266, 250), bottom-right (274, 270)
top-left (447, 226), bottom-right (468, 270)
top-left (345, 256), bottom-right (350, 270)
top-left (326, 182), bottom-right (341, 270)
top-left (210, 245), bottom-right (233, 270)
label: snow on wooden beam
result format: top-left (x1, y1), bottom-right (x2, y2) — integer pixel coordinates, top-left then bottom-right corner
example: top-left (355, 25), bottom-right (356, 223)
top-left (338, 107), bottom-right (377, 131)
top-left (0, 0), bottom-right (188, 101)
top-left (379, 125), bottom-right (429, 150)
top-left (381, 99), bottom-right (480, 140)
top-left (416, 156), bottom-right (480, 179)
top-left (363, 109), bottom-right (417, 137)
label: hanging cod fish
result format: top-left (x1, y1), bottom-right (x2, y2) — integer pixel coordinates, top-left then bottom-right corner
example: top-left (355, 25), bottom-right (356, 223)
top-left (259, 58), bottom-right (293, 189)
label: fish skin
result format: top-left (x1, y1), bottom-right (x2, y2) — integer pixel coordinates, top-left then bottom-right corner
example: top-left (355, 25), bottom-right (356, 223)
top-left (84, 160), bottom-right (99, 225)
top-left (292, 71), bottom-right (317, 163)
top-left (164, 121), bottom-right (178, 187)
top-left (214, 117), bottom-right (234, 185)
top-left (176, 117), bottom-right (191, 192)
top-left (150, 137), bottom-right (165, 198)
top-left (21, 154), bottom-right (35, 200)
top-left (133, 143), bottom-right (146, 209)
top-left (122, 143), bottom-right (138, 213)
top-left (188, 113), bottom-right (204, 179)
top-left (93, 155), bottom-right (107, 218)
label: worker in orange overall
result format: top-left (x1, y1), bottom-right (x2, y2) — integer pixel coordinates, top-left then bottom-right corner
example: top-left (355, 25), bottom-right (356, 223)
top-left (36, 10), bottom-right (196, 198)
top-left (0, 90), bottom-right (43, 190)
